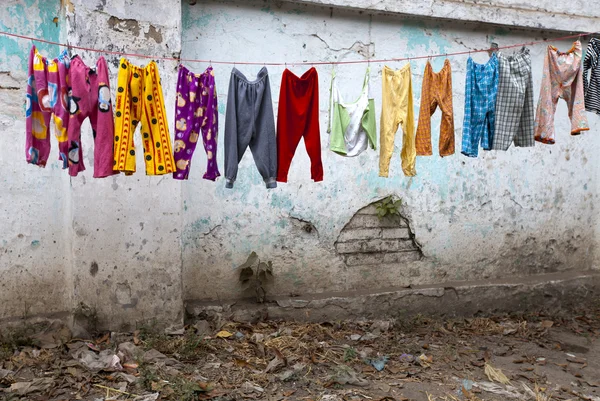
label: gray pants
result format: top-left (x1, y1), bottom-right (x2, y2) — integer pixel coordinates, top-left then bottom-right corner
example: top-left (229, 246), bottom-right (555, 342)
top-left (224, 67), bottom-right (277, 189)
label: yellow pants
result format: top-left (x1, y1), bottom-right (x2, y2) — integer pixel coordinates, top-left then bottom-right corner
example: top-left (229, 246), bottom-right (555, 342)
top-left (379, 64), bottom-right (416, 177)
top-left (114, 58), bottom-right (174, 175)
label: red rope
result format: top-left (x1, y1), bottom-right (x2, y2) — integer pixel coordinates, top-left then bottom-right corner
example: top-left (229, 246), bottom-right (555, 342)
top-left (1, 29), bottom-right (596, 66)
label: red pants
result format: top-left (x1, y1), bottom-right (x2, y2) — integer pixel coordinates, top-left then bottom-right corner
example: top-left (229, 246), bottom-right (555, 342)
top-left (276, 68), bottom-right (323, 182)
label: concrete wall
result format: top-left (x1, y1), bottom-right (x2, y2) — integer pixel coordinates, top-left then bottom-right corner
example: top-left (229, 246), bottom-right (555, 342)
top-left (0, 0), bottom-right (70, 324)
top-left (180, 0), bottom-right (600, 304)
top-left (1, 0), bottom-right (599, 329)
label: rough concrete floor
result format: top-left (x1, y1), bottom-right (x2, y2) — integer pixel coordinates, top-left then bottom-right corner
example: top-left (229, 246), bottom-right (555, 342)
top-left (1, 307), bottom-right (599, 400)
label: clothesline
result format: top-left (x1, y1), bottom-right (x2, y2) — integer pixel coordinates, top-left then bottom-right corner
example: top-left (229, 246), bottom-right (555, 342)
top-left (1, 29), bottom-right (598, 66)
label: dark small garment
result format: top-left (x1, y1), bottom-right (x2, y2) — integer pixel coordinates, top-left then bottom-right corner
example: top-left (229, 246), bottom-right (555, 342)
top-left (584, 38), bottom-right (600, 114)
top-left (224, 67), bottom-right (277, 189)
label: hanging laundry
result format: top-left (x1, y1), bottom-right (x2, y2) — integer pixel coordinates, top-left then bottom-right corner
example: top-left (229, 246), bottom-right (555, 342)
top-left (583, 38), bottom-right (600, 114)
top-left (415, 59), bottom-right (455, 156)
top-left (380, 64), bottom-right (416, 177)
top-left (461, 54), bottom-right (499, 157)
top-left (224, 67), bottom-right (277, 189)
top-left (277, 67), bottom-right (323, 183)
top-left (67, 55), bottom-right (116, 178)
top-left (25, 45), bottom-right (70, 168)
top-left (327, 66), bottom-right (376, 157)
top-left (492, 47), bottom-right (534, 150)
top-left (173, 65), bottom-right (219, 181)
top-left (114, 58), bottom-right (174, 175)
top-left (534, 41), bottom-right (589, 143)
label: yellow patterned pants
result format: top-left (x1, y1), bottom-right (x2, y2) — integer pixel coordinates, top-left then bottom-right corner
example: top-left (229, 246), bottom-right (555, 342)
top-left (114, 58), bottom-right (174, 175)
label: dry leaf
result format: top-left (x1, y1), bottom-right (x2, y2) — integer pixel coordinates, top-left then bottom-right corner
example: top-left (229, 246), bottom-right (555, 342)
top-left (540, 320), bottom-right (554, 329)
top-left (484, 362), bottom-right (511, 384)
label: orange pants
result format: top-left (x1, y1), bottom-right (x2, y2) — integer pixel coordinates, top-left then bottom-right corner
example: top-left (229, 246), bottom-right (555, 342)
top-left (415, 59), bottom-right (455, 156)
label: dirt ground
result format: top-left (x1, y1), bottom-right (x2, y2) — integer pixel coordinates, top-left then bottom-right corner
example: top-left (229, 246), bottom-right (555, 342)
top-left (1, 306), bottom-right (599, 401)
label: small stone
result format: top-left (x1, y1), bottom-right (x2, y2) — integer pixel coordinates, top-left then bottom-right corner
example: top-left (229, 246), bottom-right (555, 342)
top-left (194, 320), bottom-right (211, 336)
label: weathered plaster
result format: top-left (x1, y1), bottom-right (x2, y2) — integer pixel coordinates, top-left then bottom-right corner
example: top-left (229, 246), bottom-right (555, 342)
top-left (1, 0), bottom-right (599, 329)
top-left (180, 0), bottom-right (600, 304)
top-left (279, 0), bottom-right (600, 33)
top-left (0, 1), bottom-right (70, 322)
top-left (63, 0), bottom-right (184, 331)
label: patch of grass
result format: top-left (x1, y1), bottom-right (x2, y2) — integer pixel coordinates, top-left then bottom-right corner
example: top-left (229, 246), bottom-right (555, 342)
top-left (138, 362), bottom-right (160, 391)
top-left (0, 324), bottom-right (35, 355)
top-left (170, 376), bottom-right (212, 401)
top-left (138, 328), bottom-right (208, 362)
top-left (344, 347), bottom-right (357, 362)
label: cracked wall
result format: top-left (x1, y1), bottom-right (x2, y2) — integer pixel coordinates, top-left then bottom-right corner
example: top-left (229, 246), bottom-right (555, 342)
top-left (0, 0), bottom-right (184, 330)
top-left (180, 0), bottom-right (600, 304)
top-left (1, 0), bottom-right (600, 329)
top-left (334, 201), bottom-right (423, 286)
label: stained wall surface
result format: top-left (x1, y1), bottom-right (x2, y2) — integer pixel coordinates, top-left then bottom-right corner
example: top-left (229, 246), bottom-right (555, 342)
top-left (0, 0), bottom-right (598, 329)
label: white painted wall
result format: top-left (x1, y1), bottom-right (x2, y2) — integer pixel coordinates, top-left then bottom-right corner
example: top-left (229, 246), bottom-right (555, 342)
top-left (180, 0), bottom-right (600, 302)
top-left (0, 0), bottom-right (598, 329)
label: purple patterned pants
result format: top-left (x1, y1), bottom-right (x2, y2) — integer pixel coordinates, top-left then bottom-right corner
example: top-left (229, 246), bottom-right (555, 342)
top-left (173, 65), bottom-right (220, 180)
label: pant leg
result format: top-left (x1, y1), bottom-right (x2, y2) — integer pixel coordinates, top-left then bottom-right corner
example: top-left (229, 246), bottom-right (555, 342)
top-left (67, 56), bottom-right (94, 176)
top-left (399, 66), bottom-right (417, 177)
top-left (200, 68), bottom-right (220, 180)
top-left (515, 50), bottom-right (535, 147)
top-left (249, 71), bottom-right (277, 188)
top-left (461, 59), bottom-right (478, 157)
top-left (379, 67), bottom-right (400, 177)
top-left (567, 56), bottom-right (590, 135)
top-left (26, 46), bottom-right (52, 166)
top-left (87, 57), bottom-right (117, 178)
top-left (481, 56), bottom-right (498, 151)
top-left (415, 63), bottom-right (433, 156)
top-left (173, 65), bottom-right (197, 180)
top-left (276, 70), bottom-right (305, 183)
top-left (114, 58), bottom-right (137, 173)
top-left (438, 60), bottom-right (455, 156)
top-left (534, 48), bottom-right (559, 144)
top-left (53, 50), bottom-right (70, 168)
top-left (301, 68), bottom-right (323, 182)
top-left (224, 71), bottom-right (254, 188)
top-left (141, 61), bottom-right (175, 175)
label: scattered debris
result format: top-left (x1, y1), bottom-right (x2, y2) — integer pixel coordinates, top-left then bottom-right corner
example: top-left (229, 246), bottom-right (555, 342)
top-left (484, 362), bottom-right (511, 384)
top-left (0, 308), bottom-right (599, 400)
top-left (369, 355), bottom-right (389, 371)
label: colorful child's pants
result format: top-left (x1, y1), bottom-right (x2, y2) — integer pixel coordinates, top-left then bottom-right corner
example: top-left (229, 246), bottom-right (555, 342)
top-left (461, 55), bottom-right (499, 157)
top-left (380, 64), bottom-right (416, 177)
top-left (534, 41), bottom-right (589, 143)
top-left (492, 47), bottom-right (535, 150)
top-left (25, 45), bottom-right (70, 168)
top-left (173, 65), bottom-right (219, 181)
top-left (114, 58), bottom-right (174, 175)
top-left (415, 59), bottom-right (455, 157)
top-left (67, 55), bottom-right (116, 178)
top-left (277, 67), bottom-right (323, 183)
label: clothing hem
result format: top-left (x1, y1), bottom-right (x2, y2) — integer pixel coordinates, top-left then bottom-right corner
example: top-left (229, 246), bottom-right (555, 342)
top-left (585, 107), bottom-right (600, 115)
top-left (534, 136), bottom-right (555, 144)
top-left (571, 127), bottom-right (590, 135)
top-left (203, 173), bottom-right (221, 181)
top-left (265, 177), bottom-right (277, 189)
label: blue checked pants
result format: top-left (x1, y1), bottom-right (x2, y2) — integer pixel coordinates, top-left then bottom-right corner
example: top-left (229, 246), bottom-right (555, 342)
top-left (461, 54), bottom-right (499, 157)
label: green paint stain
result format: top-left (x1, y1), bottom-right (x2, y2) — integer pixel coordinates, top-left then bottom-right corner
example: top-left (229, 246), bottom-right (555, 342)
top-left (1, 2), bottom-right (61, 72)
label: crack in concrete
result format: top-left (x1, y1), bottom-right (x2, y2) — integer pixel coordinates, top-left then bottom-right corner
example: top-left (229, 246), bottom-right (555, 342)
top-left (310, 34), bottom-right (374, 58)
